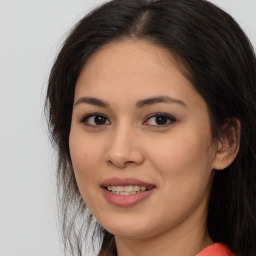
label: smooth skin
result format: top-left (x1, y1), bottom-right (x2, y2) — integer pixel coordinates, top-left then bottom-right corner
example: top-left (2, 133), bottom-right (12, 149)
top-left (69, 39), bottom-right (240, 256)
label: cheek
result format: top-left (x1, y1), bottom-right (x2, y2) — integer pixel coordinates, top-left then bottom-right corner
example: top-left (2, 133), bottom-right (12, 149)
top-left (69, 132), bottom-right (106, 213)
top-left (144, 128), bottom-right (215, 225)
top-left (149, 125), bottom-right (214, 190)
top-left (69, 128), bottom-right (103, 188)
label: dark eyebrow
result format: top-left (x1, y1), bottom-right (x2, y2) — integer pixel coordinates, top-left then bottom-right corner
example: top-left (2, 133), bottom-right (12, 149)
top-left (74, 97), bottom-right (110, 108)
top-left (136, 96), bottom-right (187, 108)
top-left (74, 96), bottom-right (186, 108)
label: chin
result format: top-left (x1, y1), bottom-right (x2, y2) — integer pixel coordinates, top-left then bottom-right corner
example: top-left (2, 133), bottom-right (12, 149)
top-left (99, 215), bottom-right (155, 239)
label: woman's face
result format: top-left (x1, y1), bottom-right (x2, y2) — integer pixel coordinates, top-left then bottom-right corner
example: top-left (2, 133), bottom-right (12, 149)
top-left (69, 40), bottom-right (218, 240)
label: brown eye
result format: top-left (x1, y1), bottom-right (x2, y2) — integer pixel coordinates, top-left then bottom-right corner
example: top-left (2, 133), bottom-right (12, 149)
top-left (144, 113), bottom-right (176, 127)
top-left (81, 114), bottom-right (110, 126)
top-left (155, 116), bottom-right (168, 125)
top-left (94, 115), bottom-right (107, 125)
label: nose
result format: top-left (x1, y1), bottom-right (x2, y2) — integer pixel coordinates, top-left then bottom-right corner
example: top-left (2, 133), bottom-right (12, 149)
top-left (104, 124), bottom-right (145, 169)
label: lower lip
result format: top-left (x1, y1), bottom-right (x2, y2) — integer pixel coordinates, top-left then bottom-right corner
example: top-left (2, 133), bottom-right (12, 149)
top-left (102, 188), bottom-right (155, 207)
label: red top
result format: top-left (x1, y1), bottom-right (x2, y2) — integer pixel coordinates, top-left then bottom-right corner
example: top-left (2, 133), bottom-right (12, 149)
top-left (197, 243), bottom-right (234, 256)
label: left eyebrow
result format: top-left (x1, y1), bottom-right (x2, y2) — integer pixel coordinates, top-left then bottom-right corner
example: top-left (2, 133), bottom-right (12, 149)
top-left (136, 96), bottom-right (187, 108)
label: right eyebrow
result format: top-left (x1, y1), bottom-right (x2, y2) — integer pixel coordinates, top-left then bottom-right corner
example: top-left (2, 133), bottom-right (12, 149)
top-left (74, 97), bottom-right (110, 108)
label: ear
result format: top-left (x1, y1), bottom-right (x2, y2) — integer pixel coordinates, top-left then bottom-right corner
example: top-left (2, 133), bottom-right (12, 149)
top-left (213, 118), bottom-right (241, 170)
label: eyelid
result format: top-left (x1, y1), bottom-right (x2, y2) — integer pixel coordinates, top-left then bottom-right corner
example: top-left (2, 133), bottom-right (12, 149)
top-left (79, 112), bottom-right (176, 128)
top-left (80, 112), bottom-right (111, 126)
top-left (143, 113), bottom-right (176, 127)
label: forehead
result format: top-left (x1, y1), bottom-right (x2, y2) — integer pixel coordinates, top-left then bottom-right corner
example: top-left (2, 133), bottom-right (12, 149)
top-left (79, 39), bottom-right (180, 81)
top-left (74, 39), bottom-right (204, 109)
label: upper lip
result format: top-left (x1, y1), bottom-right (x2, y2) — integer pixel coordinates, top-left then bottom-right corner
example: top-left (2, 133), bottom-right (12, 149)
top-left (100, 177), bottom-right (156, 188)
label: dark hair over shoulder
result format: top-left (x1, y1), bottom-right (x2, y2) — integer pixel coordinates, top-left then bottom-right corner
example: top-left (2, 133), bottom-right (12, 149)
top-left (45, 0), bottom-right (256, 255)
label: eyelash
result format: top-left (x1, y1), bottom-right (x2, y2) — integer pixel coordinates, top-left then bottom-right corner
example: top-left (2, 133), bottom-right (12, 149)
top-left (80, 113), bottom-right (110, 127)
top-left (144, 113), bottom-right (176, 127)
top-left (80, 112), bottom-right (176, 128)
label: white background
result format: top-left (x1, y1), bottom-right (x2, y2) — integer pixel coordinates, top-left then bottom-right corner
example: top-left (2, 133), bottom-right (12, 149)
top-left (1, 1), bottom-right (255, 255)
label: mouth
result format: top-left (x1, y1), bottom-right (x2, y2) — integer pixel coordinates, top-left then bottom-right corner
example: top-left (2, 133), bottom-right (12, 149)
top-left (100, 177), bottom-right (156, 207)
top-left (105, 185), bottom-right (154, 195)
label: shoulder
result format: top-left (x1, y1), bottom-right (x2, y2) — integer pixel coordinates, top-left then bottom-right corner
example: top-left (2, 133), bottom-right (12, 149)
top-left (196, 243), bottom-right (234, 256)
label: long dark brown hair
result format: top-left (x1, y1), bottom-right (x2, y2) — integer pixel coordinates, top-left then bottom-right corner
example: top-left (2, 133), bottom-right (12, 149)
top-left (45, 0), bottom-right (256, 255)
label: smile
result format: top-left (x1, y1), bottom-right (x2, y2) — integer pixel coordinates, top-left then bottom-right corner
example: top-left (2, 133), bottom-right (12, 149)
top-left (101, 177), bottom-right (156, 207)
top-left (106, 185), bottom-right (152, 195)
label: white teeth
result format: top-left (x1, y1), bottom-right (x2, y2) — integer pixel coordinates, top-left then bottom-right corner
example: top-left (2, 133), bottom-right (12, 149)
top-left (107, 185), bottom-right (149, 194)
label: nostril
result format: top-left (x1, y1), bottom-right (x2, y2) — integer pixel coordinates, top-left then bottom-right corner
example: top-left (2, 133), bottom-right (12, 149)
top-left (106, 159), bottom-right (135, 168)
top-left (105, 149), bottom-right (145, 168)
top-left (106, 159), bottom-right (125, 167)
top-left (106, 160), bottom-right (113, 165)
top-left (125, 161), bottom-right (137, 166)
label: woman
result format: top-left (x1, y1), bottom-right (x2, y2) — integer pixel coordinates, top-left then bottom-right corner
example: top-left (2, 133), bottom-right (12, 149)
top-left (45, 0), bottom-right (256, 255)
